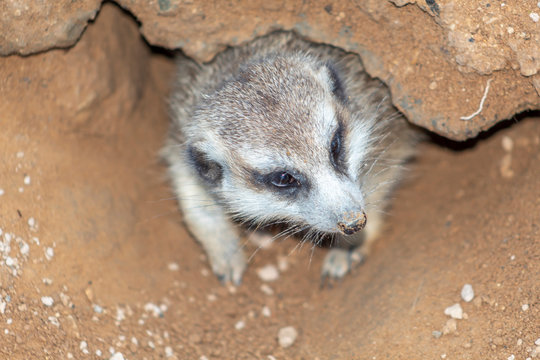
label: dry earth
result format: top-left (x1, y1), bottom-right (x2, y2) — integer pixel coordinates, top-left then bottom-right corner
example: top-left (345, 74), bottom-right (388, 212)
top-left (0, 3), bottom-right (539, 360)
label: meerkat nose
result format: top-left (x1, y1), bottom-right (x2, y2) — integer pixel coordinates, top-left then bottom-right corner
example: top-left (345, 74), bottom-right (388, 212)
top-left (337, 210), bottom-right (367, 235)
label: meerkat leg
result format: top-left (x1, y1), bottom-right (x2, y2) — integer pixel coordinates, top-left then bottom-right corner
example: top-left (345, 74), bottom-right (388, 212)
top-left (320, 211), bottom-right (384, 283)
top-left (170, 163), bottom-right (246, 284)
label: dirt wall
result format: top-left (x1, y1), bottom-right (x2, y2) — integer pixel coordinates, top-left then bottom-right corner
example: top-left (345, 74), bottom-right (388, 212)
top-left (2, 0), bottom-right (539, 140)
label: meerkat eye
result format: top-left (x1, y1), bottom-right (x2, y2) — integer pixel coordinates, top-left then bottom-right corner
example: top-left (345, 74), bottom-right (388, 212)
top-left (188, 146), bottom-right (223, 185)
top-left (269, 171), bottom-right (300, 188)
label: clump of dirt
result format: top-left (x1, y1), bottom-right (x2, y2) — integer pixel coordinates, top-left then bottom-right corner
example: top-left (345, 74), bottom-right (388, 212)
top-left (0, 3), bottom-right (538, 360)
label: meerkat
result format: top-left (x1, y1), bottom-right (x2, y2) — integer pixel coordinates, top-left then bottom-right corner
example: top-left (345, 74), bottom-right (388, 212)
top-left (162, 31), bottom-right (418, 285)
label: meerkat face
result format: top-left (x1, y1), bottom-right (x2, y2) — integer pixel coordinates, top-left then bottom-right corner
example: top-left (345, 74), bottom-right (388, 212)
top-left (185, 54), bottom-right (375, 236)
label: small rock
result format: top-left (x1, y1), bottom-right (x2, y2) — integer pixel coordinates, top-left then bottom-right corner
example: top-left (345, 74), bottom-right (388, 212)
top-left (278, 326), bottom-right (298, 348)
top-left (461, 284), bottom-right (474, 302)
top-left (432, 330), bottom-right (442, 339)
top-left (444, 303), bottom-right (463, 319)
top-left (535, 338), bottom-right (540, 346)
top-left (522, 304), bottom-right (529, 311)
top-left (442, 318), bottom-right (457, 334)
top-left (261, 306), bottom-right (271, 317)
top-left (257, 264), bottom-right (279, 282)
top-left (260, 284), bottom-right (274, 295)
top-left (45, 247), bottom-right (54, 260)
top-left (501, 136), bottom-right (513, 152)
top-left (500, 154), bottom-right (514, 178)
top-left (507, 355), bottom-right (515, 360)
top-left (277, 256), bottom-right (289, 272)
top-left (41, 296), bottom-right (54, 307)
top-left (167, 262), bottom-right (179, 271)
top-left (235, 320), bottom-right (245, 330)
top-left (110, 353), bottom-right (125, 360)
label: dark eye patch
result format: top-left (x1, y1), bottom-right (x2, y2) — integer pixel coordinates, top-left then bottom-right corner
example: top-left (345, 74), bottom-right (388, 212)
top-left (187, 146), bottom-right (223, 185)
top-left (326, 63), bottom-right (346, 103)
top-left (251, 169), bottom-right (307, 198)
top-left (330, 122), bottom-right (345, 173)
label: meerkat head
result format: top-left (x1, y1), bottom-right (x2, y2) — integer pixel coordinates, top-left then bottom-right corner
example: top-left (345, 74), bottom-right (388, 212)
top-left (184, 52), bottom-right (377, 236)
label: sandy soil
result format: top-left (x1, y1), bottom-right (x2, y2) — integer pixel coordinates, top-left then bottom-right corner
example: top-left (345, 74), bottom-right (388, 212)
top-left (0, 5), bottom-right (539, 360)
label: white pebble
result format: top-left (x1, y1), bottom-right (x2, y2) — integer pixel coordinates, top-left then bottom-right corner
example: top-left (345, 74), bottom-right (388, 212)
top-left (16, 151), bottom-right (24, 158)
top-left (235, 320), bottom-right (245, 330)
top-left (18, 187), bottom-right (23, 193)
top-left (0, 189), bottom-right (4, 196)
top-left (260, 284), bottom-right (274, 295)
top-left (501, 136), bottom-right (513, 152)
top-left (257, 264), bottom-right (279, 282)
top-left (143, 302), bottom-right (163, 317)
top-left (278, 326), bottom-right (298, 348)
top-left (165, 346), bottom-right (174, 357)
top-left (48, 316), bottom-right (60, 327)
top-left (19, 242), bottom-right (29, 255)
top-left (28, 217), bottom-right (35, 227)
top-left (261, 306), bottom-right (271, 317)
top-left (461, 284), bottom-right (474, 302)
top-left (535, 338), bottom-right (540, 346)
top-left (5, 257), bottom-right (15, 267)
top-left (530, 12), bottom-right (540, 22)
top-left (277, 256), bottom-right (289, 272)
top-left (23, 175), bottom-right (31, 185)
top-left (508, 355), bottom-right (515, 360)
top-left (41, 296), bottom-right (54, 307)
top-left (80, 340), bottom-right (88, 351)
top-left (45, 247), bottom-right (54, 260)
top-left (522, 304), bottom-right (529, 311)
top-left (6, 318), bottom-right (12, 325)
top-left (110, 352), bottom-right (125, 360)
top-left (167, 262), bottom-right (179, 271)
top-left (444, 303), bottom-right (463, 319)
top-left (96, 350), bottom-right (102, 356)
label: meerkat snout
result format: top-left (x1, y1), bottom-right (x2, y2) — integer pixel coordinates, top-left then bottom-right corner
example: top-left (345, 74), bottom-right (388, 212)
top-left (337, 210), bottom-right (367, 235)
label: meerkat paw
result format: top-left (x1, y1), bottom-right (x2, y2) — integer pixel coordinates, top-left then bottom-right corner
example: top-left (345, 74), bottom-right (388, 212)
top-left (320, 247), bottom-right (365, 286)
top-left (207, 248), bottom-right (247, 285)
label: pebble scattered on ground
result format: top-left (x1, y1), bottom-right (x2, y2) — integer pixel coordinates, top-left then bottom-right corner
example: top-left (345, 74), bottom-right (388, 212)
top-left (257, 264), bottom-right (279, 282)
top-left (461, 284), bottom-right (474, 302)
top-left (278, 326), bottom-right (298, 348)
top-left (444, 303), bottom-right (463, 319)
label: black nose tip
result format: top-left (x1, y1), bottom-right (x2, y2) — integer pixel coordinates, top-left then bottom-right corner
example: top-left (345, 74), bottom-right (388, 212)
top-left (337, 211), bottom-right (367, 235)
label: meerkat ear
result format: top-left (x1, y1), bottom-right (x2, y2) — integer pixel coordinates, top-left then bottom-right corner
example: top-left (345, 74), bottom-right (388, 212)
top-left (187, 146), bottom-right (224, 186)
top-left (325, 62), bottom-right (347, 104)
